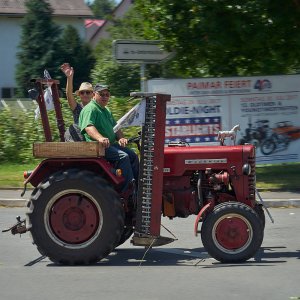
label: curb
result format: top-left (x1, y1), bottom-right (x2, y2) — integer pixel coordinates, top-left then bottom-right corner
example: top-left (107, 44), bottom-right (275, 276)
top-left (1, 198), bottom-right (300, 208)
top-left (263, 199), bottom-right (300, 208)
top-left (0, 199), bottom-right (28, 207)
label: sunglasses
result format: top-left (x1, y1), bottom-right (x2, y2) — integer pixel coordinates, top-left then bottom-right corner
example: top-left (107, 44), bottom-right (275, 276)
top-left (79, 90), bottom-right (92, 95)
top-left (97, 92), bottom-right (110, 97)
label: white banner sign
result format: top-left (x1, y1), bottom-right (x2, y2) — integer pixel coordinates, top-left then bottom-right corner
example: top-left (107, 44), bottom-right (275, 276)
top-left (113, 99), bottom-right (146, 133)
top-left (147, 75), bottom-right (300, 164)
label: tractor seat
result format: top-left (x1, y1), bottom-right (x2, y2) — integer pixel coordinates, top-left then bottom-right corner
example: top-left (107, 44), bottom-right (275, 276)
top-left (64, 124), bottom-right (84, 142)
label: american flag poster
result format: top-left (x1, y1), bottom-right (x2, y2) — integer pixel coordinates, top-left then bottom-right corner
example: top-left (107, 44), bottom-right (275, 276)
top-left (164, 95), bottom-right (229, 145)
top-left (147, 79), bottom-right (232, 146)
top-left (165, 116), bottom-right (221, 144)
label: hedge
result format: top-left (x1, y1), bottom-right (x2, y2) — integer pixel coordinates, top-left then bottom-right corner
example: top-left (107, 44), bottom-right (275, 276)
top-left (0, 97), bottom-right (140, 163)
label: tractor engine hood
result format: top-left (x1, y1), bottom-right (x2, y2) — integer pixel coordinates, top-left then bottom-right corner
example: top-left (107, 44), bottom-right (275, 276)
top-left (163, 144), bottom-right (255, 177)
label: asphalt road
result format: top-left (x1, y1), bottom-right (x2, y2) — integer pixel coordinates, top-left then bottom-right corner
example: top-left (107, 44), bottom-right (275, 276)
top-left (0, 207), bottom-right (299, 300)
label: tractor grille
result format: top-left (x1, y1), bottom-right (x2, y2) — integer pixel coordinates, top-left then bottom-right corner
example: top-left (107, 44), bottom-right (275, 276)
top-left (136, 96), bottom-right (157, 235)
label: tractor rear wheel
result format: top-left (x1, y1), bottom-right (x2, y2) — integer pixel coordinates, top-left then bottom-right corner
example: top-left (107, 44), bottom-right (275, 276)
top-left (201, 202), bottom-right (263, 263)
top-left (26, 169), bottom-right (124, 265)
top-left (117, 226), bottom-right (133, 247)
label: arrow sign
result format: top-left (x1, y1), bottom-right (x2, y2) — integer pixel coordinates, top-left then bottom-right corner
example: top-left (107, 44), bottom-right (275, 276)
top-left (113, 40), bottom-right (174, 63)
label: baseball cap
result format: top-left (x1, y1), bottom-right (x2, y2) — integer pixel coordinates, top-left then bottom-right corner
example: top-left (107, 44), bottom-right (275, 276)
top-left (94, 83), bottom-right (110, 93)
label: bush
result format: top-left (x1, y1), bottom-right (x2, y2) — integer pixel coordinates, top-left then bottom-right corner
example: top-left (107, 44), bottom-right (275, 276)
top-left (0, 97), bottom-right (140, 163)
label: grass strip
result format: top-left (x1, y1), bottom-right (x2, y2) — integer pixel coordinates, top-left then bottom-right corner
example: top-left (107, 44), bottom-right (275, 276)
top-left (0, 162), bottom-right (299, 190)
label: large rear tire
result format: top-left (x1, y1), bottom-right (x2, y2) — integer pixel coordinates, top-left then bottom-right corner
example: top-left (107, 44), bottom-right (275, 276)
top-left (26, 169), bottom-right (124, 265)
top-left (201, 203), bottom-right (263, 263)
top-left (117, 226), bottom-right (133, 247)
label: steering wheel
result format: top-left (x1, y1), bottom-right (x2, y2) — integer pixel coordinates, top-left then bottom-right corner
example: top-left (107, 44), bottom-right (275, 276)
top-left (127, 131), bottom-right (141, 151)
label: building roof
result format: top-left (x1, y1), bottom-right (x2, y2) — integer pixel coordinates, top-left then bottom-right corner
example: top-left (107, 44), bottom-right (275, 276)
top-left (85, 19), bottom-right (106, 40)
top-left (88, 0), bottom-right (133, 47)
top-left (85, 19), bottom-right (105, 29)
top-left (0, 0), bottom-right (93, 17)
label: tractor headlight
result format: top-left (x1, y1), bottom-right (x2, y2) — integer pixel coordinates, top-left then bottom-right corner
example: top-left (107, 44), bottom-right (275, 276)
top-left (242, 163), bottom-right (251, 175)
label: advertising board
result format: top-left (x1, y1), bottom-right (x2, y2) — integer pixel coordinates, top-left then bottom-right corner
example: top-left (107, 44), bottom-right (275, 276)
top-left (147, 75), bottom-right (300, 164)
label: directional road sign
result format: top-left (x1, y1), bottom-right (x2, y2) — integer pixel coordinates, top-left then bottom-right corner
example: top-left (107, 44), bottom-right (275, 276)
top-left (113, 40), bottom-right (174, 63)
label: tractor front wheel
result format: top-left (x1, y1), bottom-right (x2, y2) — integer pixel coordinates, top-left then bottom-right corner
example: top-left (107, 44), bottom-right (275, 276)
top-left (26, 169), bottom-right (124, 265)
top-left (201, 203), bottom-right (263, 263)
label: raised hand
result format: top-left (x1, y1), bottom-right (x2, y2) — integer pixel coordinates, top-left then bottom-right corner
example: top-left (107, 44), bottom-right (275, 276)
top-left (60, 63), bottom-right (74, 77)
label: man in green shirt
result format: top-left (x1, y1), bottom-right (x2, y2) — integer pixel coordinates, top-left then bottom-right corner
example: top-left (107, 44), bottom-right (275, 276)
top-left (79, 84), bottom-right (139, 191)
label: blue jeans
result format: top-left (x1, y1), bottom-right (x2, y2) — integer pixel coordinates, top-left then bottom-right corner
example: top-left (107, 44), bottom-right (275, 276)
top-left (105, 144), bottom-right (139, 191)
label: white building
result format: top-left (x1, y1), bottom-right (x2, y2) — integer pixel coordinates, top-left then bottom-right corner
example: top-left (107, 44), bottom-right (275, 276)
top-left (0, 0), bottom-right (92, 98)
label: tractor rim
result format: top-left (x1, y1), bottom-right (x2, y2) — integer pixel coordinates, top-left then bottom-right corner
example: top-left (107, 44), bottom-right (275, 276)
top-left (44, 190), bottom-right (103, 249)
top-left (212, 213), bottom-right (253, 254)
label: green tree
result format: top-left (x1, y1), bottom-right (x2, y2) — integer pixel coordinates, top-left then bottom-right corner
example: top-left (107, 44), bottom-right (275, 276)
top-left (16, 0), bottom-right (62, 96)
top-left (135, 0), bottom-right (300, 77)
top-left (57, 25), bottom-right (95, 90)
top-left (91, 39), bottom-right (140, 96)
top-left (91, 5), bottom-right (146, 96)
top-left (91, 2), bottom-right (182, 94)
top-left (88, 0), bottom-right (116, 19)
top-left (16, 1), bottom-right (95, 96)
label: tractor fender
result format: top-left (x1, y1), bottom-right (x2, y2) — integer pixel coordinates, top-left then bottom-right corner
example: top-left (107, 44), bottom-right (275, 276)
top-left (194, 203), bottom-right (212, 236)
top-left (24, 157), bottom-right (124, 188)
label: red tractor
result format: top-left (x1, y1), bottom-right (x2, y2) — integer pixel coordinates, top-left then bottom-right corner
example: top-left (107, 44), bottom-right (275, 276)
top-left (5, 78), bottom-right (267, 264)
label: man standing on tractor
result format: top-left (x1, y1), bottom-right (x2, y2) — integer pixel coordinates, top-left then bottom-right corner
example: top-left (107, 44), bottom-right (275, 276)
top-left (79, 83), bottom-right (139, 191)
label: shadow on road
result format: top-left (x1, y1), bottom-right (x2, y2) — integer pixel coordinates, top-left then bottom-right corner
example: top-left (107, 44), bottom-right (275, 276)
top-left (24, 246), bottom-right (300, 267)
